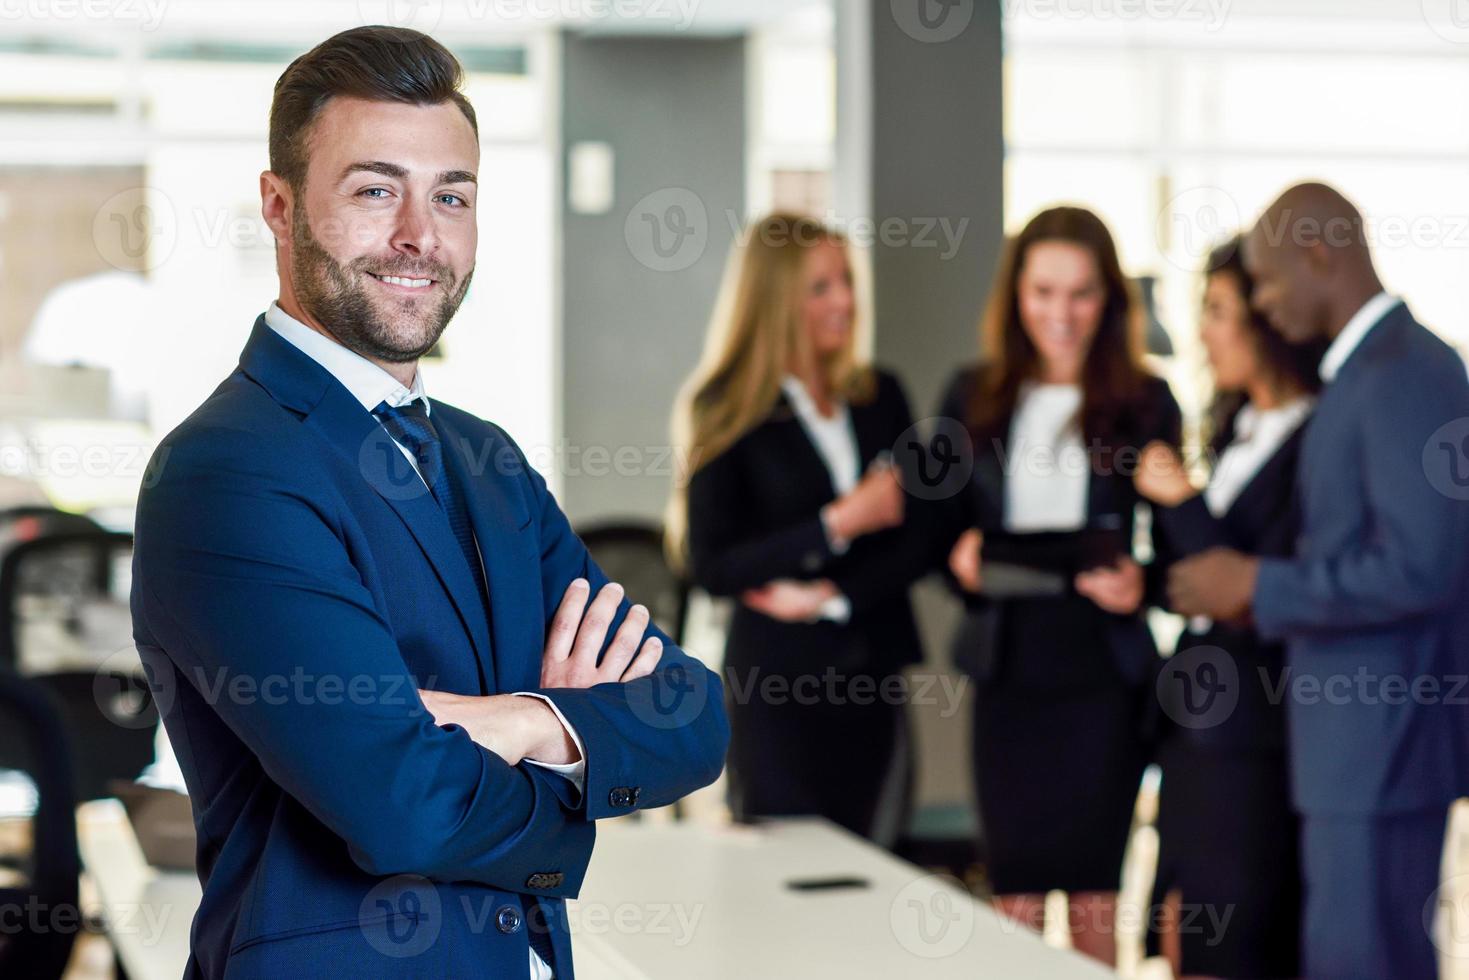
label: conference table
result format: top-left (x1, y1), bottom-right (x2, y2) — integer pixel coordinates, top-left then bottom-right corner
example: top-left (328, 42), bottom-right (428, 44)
top-left (77, 801), bottom-right (1111, 979)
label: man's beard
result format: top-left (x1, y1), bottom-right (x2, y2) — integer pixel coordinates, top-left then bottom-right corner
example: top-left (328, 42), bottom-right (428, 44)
top-left (289, 206), bottom-right (474, 364)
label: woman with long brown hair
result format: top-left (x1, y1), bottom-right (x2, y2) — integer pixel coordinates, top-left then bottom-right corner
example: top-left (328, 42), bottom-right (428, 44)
top-left (669, 212), bottom-right (930, 843)
top-left (1137, 235), bottom-right (1325, 979)
top-left (938, 205), bottom-right (1181, 964)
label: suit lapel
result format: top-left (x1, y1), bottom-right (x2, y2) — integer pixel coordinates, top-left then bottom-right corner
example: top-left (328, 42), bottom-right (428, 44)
top-left (437, 411), bottom-right (541, 693)
top-left (771, 394), bottom-right (842, 500)
top-left (237, 317), bottom-right (498, 692)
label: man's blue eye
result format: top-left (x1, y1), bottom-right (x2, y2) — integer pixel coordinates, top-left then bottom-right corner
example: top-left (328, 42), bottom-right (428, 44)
top-left (361, 187), bottom-right (389, 199)
top-left (436, 194), bottom-right (466, 207)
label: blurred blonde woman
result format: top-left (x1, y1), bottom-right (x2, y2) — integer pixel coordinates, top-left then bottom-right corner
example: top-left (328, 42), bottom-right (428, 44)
top-left (668, 213), bottom-right (931, 845)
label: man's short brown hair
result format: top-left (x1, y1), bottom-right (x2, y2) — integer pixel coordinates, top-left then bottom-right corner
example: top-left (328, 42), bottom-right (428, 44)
top-left (269, 26), bottom-right (478, 192)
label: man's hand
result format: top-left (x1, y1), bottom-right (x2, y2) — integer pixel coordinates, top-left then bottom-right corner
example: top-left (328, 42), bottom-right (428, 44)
top-left (741, 578), bottom-right (838, 622)
top-left (1168, 547), bottom-right (1259, 622)
top-left (948, 528), bottom-right (984, 593)
top-left (1075, 557), bottom-right (1145, 614)
top-left (540, 578), bottom-right (664, 688)
top-left (416, 691), bottom-right (577, 766)
top-left (417, 577), bottom-right (664, 765)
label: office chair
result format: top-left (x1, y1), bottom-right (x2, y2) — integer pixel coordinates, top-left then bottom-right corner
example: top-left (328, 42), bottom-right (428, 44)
top-left (0, 531), bottom-right (157, 801)
top-left (0, 669), bottom-right (80, 980)
top-left (576, 521), bottom-right (690, 646)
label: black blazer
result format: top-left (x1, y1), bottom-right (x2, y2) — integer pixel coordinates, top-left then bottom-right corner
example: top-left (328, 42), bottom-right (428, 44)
top-left (1153, 413), bottom-right (1309, 750)
top-left (937, 365), bottom-right (1182, 688)
top-left (686, 369), bottom-right (929, 677)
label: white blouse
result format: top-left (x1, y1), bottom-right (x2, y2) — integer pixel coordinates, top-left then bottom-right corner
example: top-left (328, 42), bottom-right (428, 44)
top-left (1203, 397), bottom-right (1315, 517)
top-left (781, 375), bottom-right (858, 623)
top-left (781, 375), bottom-right (861, 495)
top-left (1004, 383), bottom-right (1089, 532)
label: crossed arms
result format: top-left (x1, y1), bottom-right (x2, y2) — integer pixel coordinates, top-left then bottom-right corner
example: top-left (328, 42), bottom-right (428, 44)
top-left (133, 423), bottom-right (728, 898)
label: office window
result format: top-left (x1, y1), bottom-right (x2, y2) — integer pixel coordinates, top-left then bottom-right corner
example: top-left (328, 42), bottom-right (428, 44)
top-left (1005, 9), bottom-right (1469, 421)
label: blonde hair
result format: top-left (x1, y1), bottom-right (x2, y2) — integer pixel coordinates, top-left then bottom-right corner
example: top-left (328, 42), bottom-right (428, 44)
top-left (665, 212), bottom-right (875, 566)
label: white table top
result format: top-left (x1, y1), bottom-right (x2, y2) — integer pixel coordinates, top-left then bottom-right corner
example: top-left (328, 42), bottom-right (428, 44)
top-left (77, 803), bottom-right (1108, 980)
top-left (570, 817), bottom-right (1111, 980)
top-left (76, 799), bottom-right (199, 980)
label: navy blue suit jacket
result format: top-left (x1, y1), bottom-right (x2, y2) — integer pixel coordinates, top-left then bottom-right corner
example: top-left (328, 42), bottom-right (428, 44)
top-left (131, 318), bottom-right (728, 978)
top-left (1254, 303), bottom-right (1469, 816)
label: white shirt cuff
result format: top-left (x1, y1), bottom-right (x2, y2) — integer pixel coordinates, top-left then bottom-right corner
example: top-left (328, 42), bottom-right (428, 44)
top-left (817, 592), bottom-right (852, 624)
top-left (511, 692), bottom-right (586, 797)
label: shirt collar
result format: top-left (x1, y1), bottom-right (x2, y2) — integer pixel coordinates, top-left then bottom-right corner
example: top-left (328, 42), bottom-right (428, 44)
top-left (263, 302), bottom-right (428, 415)
top-left (1319, 292), bottom-right (1400, 383)
top-left (1233, 395), bottom-right (1315, 443)
top-left (780, 375), bottom-right (847, 420)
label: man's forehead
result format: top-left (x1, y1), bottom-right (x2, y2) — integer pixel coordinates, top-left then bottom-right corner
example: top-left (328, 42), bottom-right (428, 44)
top-left (307, 96), bottom-right (478, 175)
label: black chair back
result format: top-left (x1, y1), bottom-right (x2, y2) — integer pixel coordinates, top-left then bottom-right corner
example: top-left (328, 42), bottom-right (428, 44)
top-left (576, 522), bottom-right (689, 646)
top-left (0, 531), bottom-right (156, 801)
top-left (0, 669), bottom-right (79, 980)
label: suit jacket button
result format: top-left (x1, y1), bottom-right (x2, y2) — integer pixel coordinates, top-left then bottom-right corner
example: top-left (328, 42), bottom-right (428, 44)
top-left (496, 905), bottom-right (522, 934)
top-left (610, 787), bottom-right (634, 808)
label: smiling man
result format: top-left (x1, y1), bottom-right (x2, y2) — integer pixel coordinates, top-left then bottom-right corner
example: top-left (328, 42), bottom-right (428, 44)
top-left (131, 27), bottom-right (727, 979)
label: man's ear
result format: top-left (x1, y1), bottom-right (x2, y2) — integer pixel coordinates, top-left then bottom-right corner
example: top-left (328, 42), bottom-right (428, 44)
top-left (260, 171), bottom-right (293, 245)
top-left (1303, 240), bottom-right (1333, 278)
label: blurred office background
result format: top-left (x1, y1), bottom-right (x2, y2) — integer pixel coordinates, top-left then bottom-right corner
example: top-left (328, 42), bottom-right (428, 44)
top-left (3, 1), bottom-right (1469, 976)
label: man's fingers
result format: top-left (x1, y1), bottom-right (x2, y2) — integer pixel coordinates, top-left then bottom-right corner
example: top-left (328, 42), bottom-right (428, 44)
top-left (570, 582), bottom-right (625, 664)
top-left (597, 602), bottom-right (651, 681)
top-left (544, 578), bottom-right (591, 662)
top-left (620, 636), bottom-right (664, 682)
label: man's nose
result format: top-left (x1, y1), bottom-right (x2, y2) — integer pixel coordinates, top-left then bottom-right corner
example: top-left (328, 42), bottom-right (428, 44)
top-left (391, 198), bottom-right (440, 257)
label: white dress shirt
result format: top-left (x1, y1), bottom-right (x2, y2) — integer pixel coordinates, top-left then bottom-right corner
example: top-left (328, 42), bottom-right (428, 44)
top-left (1319, 292), bottom-right (1400, 383)
top-left (1004, 382), bottom-right (1089, 532)
top-left (1186, 395), bottom-right (1314, 636)
top-left (780, 376), bottom-right (856, 624)
top-left (265, 302), bottom-right (572, 980)
top-left (1204, 397), bottom-right (1315, 517)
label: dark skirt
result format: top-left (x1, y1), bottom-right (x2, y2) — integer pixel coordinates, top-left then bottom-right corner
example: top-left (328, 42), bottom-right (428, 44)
top-left (972, 680), bottom-right (1147, 894)
top-left (968, 593), bottom-right (1148, 895)
top-left (724, 661), bottom-right (911, 844)
top-left (1147, 735), bottom-right (1301, 977)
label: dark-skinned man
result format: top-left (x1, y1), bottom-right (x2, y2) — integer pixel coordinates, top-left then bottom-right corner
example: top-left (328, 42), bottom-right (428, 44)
top-left (1168, 182), bottom-right (1469, 979)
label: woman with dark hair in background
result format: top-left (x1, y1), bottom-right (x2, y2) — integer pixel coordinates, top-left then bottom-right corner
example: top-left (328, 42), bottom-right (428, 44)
top-left (669, 213), bottom-right (930, 846)
top-left (1137, 236), bottom-right (1326, 979)
top-left (938, 206), bottom-right (1181, 965)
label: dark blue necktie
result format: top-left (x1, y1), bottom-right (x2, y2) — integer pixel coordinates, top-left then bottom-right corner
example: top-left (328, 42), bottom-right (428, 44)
top-left (372, 399), bottom-right (491, 639)
top-left (372, 399), bottom-right (557, 974)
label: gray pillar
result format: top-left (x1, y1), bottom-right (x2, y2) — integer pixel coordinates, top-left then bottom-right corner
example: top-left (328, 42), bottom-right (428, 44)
top-left (835, 0), bottom-right (1005, 824)
top-left (558, 32), bottom-right (746, 526)
top-left (836, 0), bottom-right (1004, 413)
